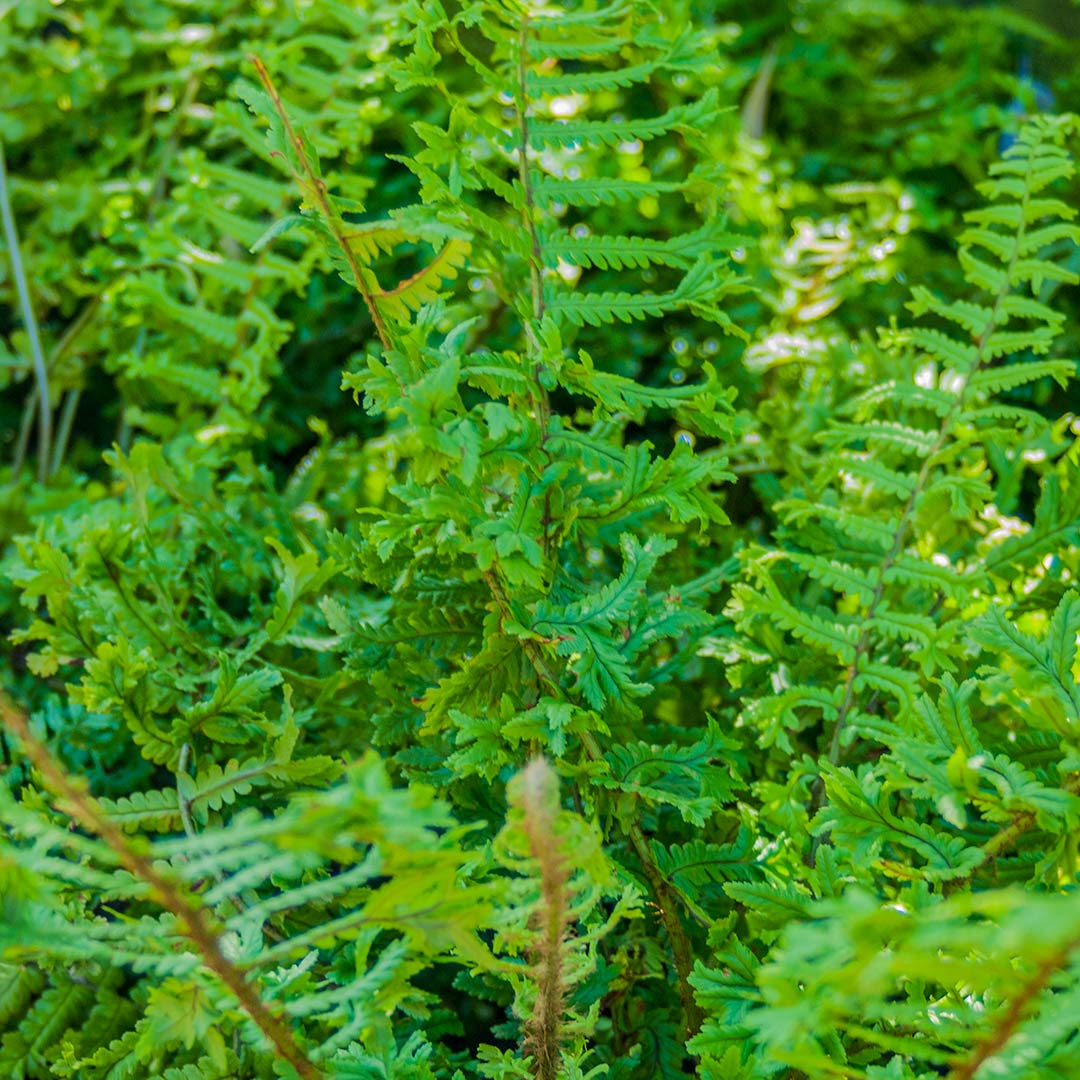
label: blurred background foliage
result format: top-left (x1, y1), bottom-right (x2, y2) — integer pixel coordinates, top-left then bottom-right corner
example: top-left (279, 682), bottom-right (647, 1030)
top-left (4, 0), bottom-right (1079, 522)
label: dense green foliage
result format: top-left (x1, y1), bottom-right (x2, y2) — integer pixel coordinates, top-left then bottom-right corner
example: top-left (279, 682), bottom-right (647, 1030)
top-left (2, 1), bottom-right (1080, 1078)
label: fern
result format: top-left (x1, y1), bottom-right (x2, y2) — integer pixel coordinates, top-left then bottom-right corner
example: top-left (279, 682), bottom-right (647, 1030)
top-left (730, 888), bottom-right (1080, 1079)
top-left (2, 699), bottom-right (496, 1079)
top-left (325, 0), bottom-right (747, 1036)
top-left (490, 758), bottom-right (638, 1080)
top-left (730, 115), bottom-right (1080, 775)
top-left (692, 115), bottom-right (1080, 1080)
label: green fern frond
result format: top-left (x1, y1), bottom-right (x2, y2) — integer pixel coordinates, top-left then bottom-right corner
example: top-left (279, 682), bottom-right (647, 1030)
top-left (530, 174), bottom-right (685, 210)
top-left (528, 91), bottom-right (719, 150)
top-left (733, 115), bottom-right (1080, 779)
top-left (598, 720), bottom-right (740, 826)
top-left (651, 832), bottom-right (762, 894)
top-left (547, 258), bottom-right (742, 328)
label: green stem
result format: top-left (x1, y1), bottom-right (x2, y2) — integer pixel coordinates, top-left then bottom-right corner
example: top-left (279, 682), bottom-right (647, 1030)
top-left (49, 388), bottom-right (81, 477)
top-left (12, 387), bottom-right (35, 478)
top-left (515, 18), bottom-right (546, 328)
top-left (0, 140), bottom-right (51, 484)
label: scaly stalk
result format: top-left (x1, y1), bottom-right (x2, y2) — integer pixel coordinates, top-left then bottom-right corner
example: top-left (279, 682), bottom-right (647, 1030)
top-left (518, 758), bottom-right (569, 1080)
top-left (251, 57), bottom-right (392, 351)
top-left (0, 696), bottom-right (323, 1080)
top-left (481, 569), bottom-right (705, 1037)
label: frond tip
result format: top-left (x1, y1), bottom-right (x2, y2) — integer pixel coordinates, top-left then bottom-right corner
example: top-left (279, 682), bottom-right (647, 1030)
top-left (514, 757), bottom-right (570, 1080)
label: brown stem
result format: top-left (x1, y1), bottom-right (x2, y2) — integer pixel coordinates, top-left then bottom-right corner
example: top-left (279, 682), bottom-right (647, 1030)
top-left (518, 758), bottom-right (569, 1080)
top-left (581, 728), bottom-right (705, 1036)
top-left (250, 56), bottom-right (392, 351)
top-left (0, 696), bottom-right (322, 1080)
top-left (955, 772), bottom-right (1080, 889)
top-left (626, 817), bottom-right (707, 1035)
top-left (947, 935), bottom-right (1080, 1080)
top-left (480, 571), bottom-right (704, 1037)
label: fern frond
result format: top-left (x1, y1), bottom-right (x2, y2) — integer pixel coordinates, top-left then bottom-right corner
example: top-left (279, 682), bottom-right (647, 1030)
top-left (2, 698), bottom-right (496, 1079)
top-left (731, 576), bottom-right (859, 664)
top-left (835, 455), bottom-right (919, 498)
top-left (528, 91), bottom-right (719, 150)
top-left (779, 500), bottom-right (900, 551)
top-left (815, 764), bottom-right (984, 880)
top-left (651, 831), bottom-right (761, 894)
top-left (780, 551), bottom-right (879, 606)
top-left (524, 60), bottom-right (669, 97)
top-left (983, 473), bottom-right (1080, 575)
top-left (819, 418), bottom-right (940, 456)
top-left (247, 59), bottom-right (478, 347)
top-left (546, 258), bottom-right (736, 328)
top-left (967, 357), bottom-right (1074, 395)
top-left (734, 114), bottom-right (1080, 781)
top-left (542, 221), bottom-right (741, 271)
top-left (531, 174), bottom-right (684, 209)
top-left (598, 720), bottom-right (740, 826)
